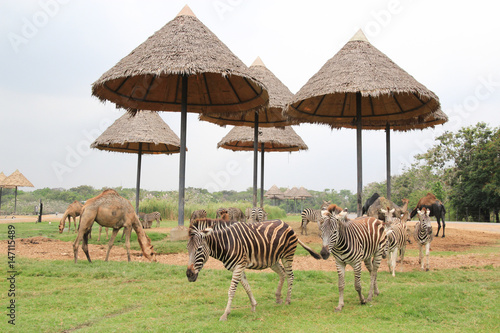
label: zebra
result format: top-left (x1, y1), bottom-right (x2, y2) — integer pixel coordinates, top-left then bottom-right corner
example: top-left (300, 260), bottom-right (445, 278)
top-left (300, 201), bottom-right (332, 235)
top-left (414, 207), bottom-right (434, 271)
top-left (319, 212), bottom-right (387, 312)
top-left (216, 207), bottom-right (246, 222)
top-left (245, 207), bottom-right (267, 222)
top-left (186, 219), bottom-right (321, 321)
top-left (380, 208), bottom-right (409, 277)
top-left (139, 212), bottom-right (162, 228)
top-left (190, 209), bottom-right (207, 223)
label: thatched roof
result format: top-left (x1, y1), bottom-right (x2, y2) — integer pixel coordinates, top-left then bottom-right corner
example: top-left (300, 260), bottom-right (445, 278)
top-left (217, 126), bottom-right (308, 152)
top-left (2, 170), bottom-right (34, 188)
top-left (283, 187), bottom-right (299, 199)
top-left (0, 172), bottom-right (15, 189)
top-left (92, 5), bottom-right (268, 115)
top-left (285, 30), bottom-right (446, 130)
top-left (91, 111), bottom-right (183, 154)
top-left (296, 186), bottom-right (312, 198)
top-left (200, 57), bottom-right (296, 127)
top-left (264, 184), bottom-right (284, 199)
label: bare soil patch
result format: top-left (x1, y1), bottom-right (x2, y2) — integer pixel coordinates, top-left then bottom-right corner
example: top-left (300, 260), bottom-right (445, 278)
top-left (5, 221), bottom-right (500, 273)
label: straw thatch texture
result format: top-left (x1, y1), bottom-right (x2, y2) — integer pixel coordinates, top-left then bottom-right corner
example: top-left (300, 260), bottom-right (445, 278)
top-left (264, 184), bottom-right (284, 199)
top-left (2, 170), bottom-right (34, 187)
top-left (217, 126), bottom-right (308, 152)
top-left (285, 30), bottom-right (444, 128)
top-left (283, 187), bottom-right (299, 199)
top-left (296, 186), bottom-right (312, 198)
top-left (0, 172), bottom-right (15, 189)
top-left (91, 111), bottom-right (182, 154)
top-left (92, 6), bottom-right (268, 114)
top-left (200, 57), bottom-right (296, 127)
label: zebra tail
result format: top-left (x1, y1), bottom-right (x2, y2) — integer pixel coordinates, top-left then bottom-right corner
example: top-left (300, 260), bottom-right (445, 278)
top-left (297, 239), bottom-right (321, 260)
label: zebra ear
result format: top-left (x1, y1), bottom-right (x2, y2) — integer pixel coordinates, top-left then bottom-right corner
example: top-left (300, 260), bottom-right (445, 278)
top-left (380, 208), bottom-right (387, 214)
top-left (425, 209), bottom-right (431, 217)
top-left (201, 228), bottom-right (213, 237)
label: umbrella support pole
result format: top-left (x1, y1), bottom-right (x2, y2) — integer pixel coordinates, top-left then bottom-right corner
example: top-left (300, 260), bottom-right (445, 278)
top-left (260, 143), bottom-right (265, 208)
top-left (14, 187), bottom-right (17, 215)
top-left (356, 92), bottom-right (363, 217)
top-left (136, 143), bottom-right (142, 214)
top-left (253, 112), bottom-right (259, 208)
top-left (178, 75), bottom-right (188, 227)
top-left (386, 124), bottom-right (391, 201)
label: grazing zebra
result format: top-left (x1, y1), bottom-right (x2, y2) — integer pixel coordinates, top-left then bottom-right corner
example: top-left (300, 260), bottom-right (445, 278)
top-left (380, 208), bottom-right (409, 277)
top-left (139, 212), bottom-right (162, 228)
top-left (186, 219), bottom-right (321, 321)
top-left (245, 207), bottom-right (268, 222)
top-left (319, 212), bottom-right (387, 312)
top-left (414, 208), bottom-right (434, 271)
top-left (190, 209), bottom-right (207, 223)
top-left (300, 202), bottom-right (333, 235)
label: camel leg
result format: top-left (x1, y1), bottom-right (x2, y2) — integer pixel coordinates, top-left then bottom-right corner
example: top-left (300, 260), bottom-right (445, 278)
top-left (124, 227), bottom-right (131, 262)
top-left (98, 226), bottom-right (102, 242)
top-left (435, 221), bottom-right (441, 238)
top-left (82, 230), bottom-right (92, 263)
top-left (105, 229), bottom-right (120, 262)
top-left (440, 216), bottom-right (446, 238)
top-left (73, 231), bottom-right (84, 263)
top-left (131, 219), bottom-right (155, 261)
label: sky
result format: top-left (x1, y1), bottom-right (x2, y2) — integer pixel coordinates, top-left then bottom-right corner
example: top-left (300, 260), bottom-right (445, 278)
top-left (1, 0), bottom-right (499, 194)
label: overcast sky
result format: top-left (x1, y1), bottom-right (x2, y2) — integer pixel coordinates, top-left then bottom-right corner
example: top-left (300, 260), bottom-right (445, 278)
top-left (1, 0), bottom-right (499, 194)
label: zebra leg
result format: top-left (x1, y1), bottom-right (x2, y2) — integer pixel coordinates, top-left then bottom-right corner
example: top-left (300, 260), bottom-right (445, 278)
top-left (390, 248), bottom-right (398, 277)
top-left (220, 266), bottom-right (244, 321)
top-left (352, 261), bottom-right (367, 305)
top-left (240, 272), bottom-right (257, 312)
top-left (270, 262), bottom-right (285, 304)
top-left (281, 258), bottom-right (295, 305)
top-left (399, 246), bottom-right (405, 272)
top-left (105, 229), bottom-right (119, 262)
top-left (301, 219), bottom-right (307, 235)
top-left (425, 242), bottom-right (431, 271)
top-left (418, 244), bottom-right (424, 268)
top-left (334, 259), bottom-right (348, 311)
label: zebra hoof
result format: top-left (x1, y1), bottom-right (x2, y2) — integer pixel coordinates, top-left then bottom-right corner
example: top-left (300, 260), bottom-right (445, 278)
top-left (334, 306), bottom-right (343, 312)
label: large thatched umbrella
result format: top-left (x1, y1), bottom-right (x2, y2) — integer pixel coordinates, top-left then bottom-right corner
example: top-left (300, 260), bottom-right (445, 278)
top-left (264, 184), bottom-right (284, 205)
top-left (1, 170), bottom-right (34, 214)
top-left (91, 111), bottom-right (182, 213)
top-left (285, 30), bottom-right (446, 215)
top-left (91, 5), bottom-right (268, 228)
top-left (202, 57), bottom-right (297, 207)
top-left (218, 125), bottom-right (307, 207)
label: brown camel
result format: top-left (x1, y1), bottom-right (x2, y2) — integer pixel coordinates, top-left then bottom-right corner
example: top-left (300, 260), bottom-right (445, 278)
top-left (59, 201), bottom-right (83, 233)
top-left (366, 197), bottom-right (408, 221)
top-left (410, 193), bottom-right (446, 237)
top-left (73, 189), bottom-right (156, 263)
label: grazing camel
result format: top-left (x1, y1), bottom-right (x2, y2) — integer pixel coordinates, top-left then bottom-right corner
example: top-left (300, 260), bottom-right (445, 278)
top-left (410, 193), bottom-right (446, 237)
top-left (58, 201), bottom-right (84, 233)
top-left (73, 189), bottom-right (156, 263)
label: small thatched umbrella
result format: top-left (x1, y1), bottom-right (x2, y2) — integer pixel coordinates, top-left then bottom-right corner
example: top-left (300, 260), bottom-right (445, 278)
top-left (218, 126), bottom-right (307, 207)
top-left (91, 110), bottom-right (182, 213)
top-left (285, 30), bottom-right (446, 215)
top-left (1, 170), bottom-right (34, 214)
top-left (0, 172), bottom-right (15, 213)
top-left (92, 5), bottom-right (268, 228)
top-left (264, 184), bottom-right (284, 205)
top-left (283, 186), bottom-right (300, 213)
top-left (296, 186), bottom-right (312, 211)
top-left (202, 57), bottom-right (297, 207)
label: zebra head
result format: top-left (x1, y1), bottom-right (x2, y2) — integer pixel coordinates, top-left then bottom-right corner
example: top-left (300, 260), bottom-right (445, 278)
top-left (319, 214), bottom-right (340, 260)
top-left (417, 208), bottom-right (432, 232)
top-left (186, 227), bottom-right (213, 282)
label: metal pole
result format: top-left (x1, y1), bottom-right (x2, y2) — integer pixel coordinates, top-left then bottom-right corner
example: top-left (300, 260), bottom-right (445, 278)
top-left (178, 75), bottom-right (188, 226)
top-left (37, 199), bottom-right (43, 223)
top-left (386, 123), bottom-right (391, 200)
top-left (356, 92), bottom-right (363, 217)
top-left (253, 112), bottom-right (259, 208)
top-left (135, 143), bottom-right (142, 214)
top-left (260, 143), bottom-right (265, 208)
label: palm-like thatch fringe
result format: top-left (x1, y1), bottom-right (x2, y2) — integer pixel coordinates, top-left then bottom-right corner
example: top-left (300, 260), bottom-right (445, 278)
top-left (217, 126), bottom-right (308, 152)
top-left (264, 184), bottom-right (285, 199)
top-left (92, 6), bottom-right (268, 115)
top-left (296, 186), bottom-right (312, 199)
top-left (91, 111), bottom-right (183, 154)
top-left (285, 30), bottom-right (445, 129)
top-left (1, 170), bottom-right (34, 187)
top-left (0, 172), bottom-right (15, 189)
top-left (200, 57), bottom-right (296, 127)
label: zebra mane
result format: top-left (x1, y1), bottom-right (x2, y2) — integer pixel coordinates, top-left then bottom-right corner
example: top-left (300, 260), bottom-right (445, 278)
top-left (189, 218), bottom-right (237, 233)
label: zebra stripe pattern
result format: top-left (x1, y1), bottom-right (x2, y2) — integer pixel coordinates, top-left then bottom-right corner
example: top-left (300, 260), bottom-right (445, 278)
top-left (381, 208), bottom-right (409, 277)
top-left (139, 211), bottom-right (162, 228)
top-left (245, 207), bottom-right (267, 223)
top-left (300, 208), bottom-right (326, 235)
top-left (414, 208), bottom-right (434, 271)
top-left (186, 219), bottom-right (321, 321)
top-left (319, 214), bottom-right (387, 312)
top-left (190, 209), bottom-right (207, 223)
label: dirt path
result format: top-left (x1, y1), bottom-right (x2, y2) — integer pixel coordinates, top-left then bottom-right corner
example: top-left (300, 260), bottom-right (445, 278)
top-left (4, 220), bottom-right (500, 273)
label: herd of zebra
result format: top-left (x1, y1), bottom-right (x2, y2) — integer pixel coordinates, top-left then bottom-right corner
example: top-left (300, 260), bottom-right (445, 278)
top-left (186, 199), bottom-right (435, 320)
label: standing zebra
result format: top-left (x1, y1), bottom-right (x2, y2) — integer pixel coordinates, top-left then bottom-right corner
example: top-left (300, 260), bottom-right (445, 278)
top-left (216, 207), bottom-right (246, 222)
top-left (414, 208), bottom-right (434, 271)
top-left (190, 209), bottom-right (207, 223)
top-left (319, 213), bottom-right (387, 312)
top-left (139, 212), bottom-right (162, 228)
top-left (186, 219), bottom-right (321, 321)
top-left (245, 207), bottom-right (267, 222)
top-left (380, 208), bottom-right (409, 277)
top-left (300, 202), bottom-right (333, 235)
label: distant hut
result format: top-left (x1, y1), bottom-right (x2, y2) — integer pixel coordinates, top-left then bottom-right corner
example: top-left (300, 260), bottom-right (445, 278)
top-left (1, 170), bottom-right (34, 214)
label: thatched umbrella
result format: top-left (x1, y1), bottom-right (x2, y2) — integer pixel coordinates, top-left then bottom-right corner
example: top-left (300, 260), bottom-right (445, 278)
top-left (1, 170), bottom-right (34, 214)
top-left (296, 186), bottom-right (312, 211)
top-left (0, 172), bottom-right (15, 213)
top-left (283, 186), bottom-right (300, 213)
top-left (91, 110), bottom-right (182, 213)
top-left (264, 184), bottom-right (284, 205)
top-left (91, 5), bottom-right (268, 227)
top-left (218, 125), bottom-right (307, 207)
top-left (285, 30), bottom-right (446, 215)
top-left (202, 57), bottom-right (297, 207)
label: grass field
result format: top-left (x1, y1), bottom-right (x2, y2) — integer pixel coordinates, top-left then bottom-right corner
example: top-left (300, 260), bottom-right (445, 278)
top-left (1, 220), bottom-right (499, 332)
